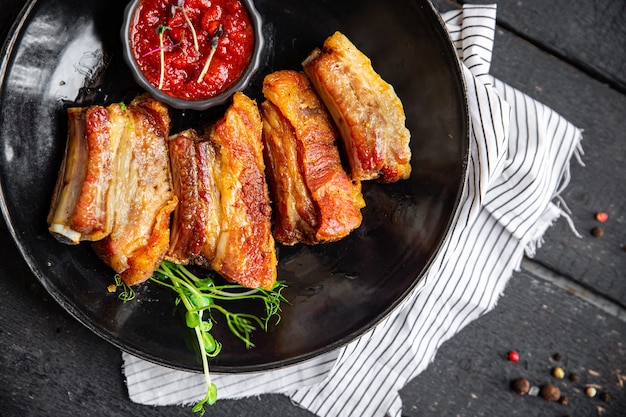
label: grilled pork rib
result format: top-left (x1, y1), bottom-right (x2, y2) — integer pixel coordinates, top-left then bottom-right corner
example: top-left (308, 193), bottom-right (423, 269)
top-left (48, 105), bottom-right (125, 243)
top-left (48, 94), bottom-right (177, 286)
top-left (166, 129), bottom-right (220, 266)
top-left (261, 70), bottom-right (365, 245)
top-left (207, 92), bottom-right (277, 290)
top-left (168, 93), bottom-right (277, 290)
top-left (302, 31), bottom-right (412, 183)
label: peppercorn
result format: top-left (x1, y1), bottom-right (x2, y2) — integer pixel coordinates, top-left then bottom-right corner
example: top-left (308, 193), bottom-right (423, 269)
top-left (591, 227), bottom-right (604, 237)
top-left (559, 396), bottom-right (569, 406)
top-left (585, 386), bottom-right (597, 397)
top-left (595, 212), bottom-right (608, 222)
top-left (512, 378), bottom-right (530, 395)
top-left (552, 353), bottom-right (562, 361)
top-left (507, 351), bottom-right (520, 362)
top-left (600, 392), bottom-right (611, 403)
top-left (540, 384), bottom-right (561, 401)
top-left (553, 367), bottom-right (565, 379)
top-left (569, 373), bottom-right (580, 383)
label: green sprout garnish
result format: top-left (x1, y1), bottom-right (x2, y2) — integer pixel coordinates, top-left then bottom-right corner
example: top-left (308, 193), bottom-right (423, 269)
top-left (113, 274), bottom-right (136, 302)
top-left (150, 260), bottom-right (288, 415)
top-left (171, 0), bottom-right (199, 52)
top-left (196, 25), bottom-right (225, 84)
top-left (156, 24), bottom-right (170, 90)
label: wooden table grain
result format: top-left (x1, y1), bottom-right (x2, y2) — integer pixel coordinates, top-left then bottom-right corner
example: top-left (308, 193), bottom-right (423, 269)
top-left (1, 0), bottom-right (624, 416)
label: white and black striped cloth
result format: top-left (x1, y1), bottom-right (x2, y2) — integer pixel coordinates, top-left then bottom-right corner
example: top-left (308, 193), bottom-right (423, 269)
top-left (122, 5), bottom-right (583, 416)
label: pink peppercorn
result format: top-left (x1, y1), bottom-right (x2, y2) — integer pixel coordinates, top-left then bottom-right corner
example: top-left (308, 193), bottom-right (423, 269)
top-left (508, 351), bottom-right (520, 362)
top-left (595, 212), bottom-right (609, 222)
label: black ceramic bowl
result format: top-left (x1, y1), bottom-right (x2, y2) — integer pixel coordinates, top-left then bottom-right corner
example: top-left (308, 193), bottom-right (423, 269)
top-left (120, 0), bottom-right (265, 110)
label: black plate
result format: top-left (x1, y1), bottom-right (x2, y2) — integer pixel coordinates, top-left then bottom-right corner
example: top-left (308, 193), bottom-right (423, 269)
top-left (0, 0), bottom-right (468, 372)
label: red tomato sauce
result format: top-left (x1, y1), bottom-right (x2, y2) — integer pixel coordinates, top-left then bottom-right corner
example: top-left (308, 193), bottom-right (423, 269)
top-left (130, 0), bottom-right (254, 101)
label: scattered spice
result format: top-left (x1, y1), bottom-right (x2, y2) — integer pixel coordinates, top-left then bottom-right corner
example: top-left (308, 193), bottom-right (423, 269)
top-left (507, 351), bottom-right (520, 363)
top-left (528, 386), bottom-right (540, 396)
top-left (552, 353), bottom-right (562, 361)
top-left (591, 227), bottom-right (604, 238)
top-left (559, 395), bottom-right (569, 406)
top-left (540, 384), bottom-right (561, 401)
top-left (585, 386), bottom-right (597, 397)
top-left (512, 378), bottom-right (530, 395)
top-left (553, 367), bottom-right (565, 379)
top-left (570, 373), bottom-right (580, 383)
top-left (599, 392), bottom-right (611, 403)
top-left (595, 212), bottom-right (609, 222)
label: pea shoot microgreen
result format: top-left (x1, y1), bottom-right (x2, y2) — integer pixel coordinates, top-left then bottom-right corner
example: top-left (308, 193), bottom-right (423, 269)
top-left (197, 25), bottom-right (225, 84)
top-left (113, 274), bottom-right (136, 302)
top-left (171, 0), bottom-right (199, 52)
top-left (156, 24), bottom-right (170, 89)
top-left (150, 260), bottom-right (288, 414)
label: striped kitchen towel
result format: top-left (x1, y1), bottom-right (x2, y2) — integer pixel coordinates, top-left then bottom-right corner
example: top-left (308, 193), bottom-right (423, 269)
top-left (122, 4), bottom-right (583, 416)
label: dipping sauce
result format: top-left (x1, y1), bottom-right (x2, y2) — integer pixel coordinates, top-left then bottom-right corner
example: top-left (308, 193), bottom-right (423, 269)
top-left (130, 0), bottom-right (255, 101)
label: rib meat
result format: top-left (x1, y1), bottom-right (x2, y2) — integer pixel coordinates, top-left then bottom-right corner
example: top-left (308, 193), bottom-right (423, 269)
top-left (261, 70), bottom-right (365, 245)
top-left (48, 104), bottom-right (126, 243)
top-left (166, 128), bottom-right (220, 266)
top-left (92, 95), bottom-right (177, 286)
top-left (170, 92), bottom-right (276, 290)
top-left (209, 92), bottom-right (276, 290)
top-left (48, 94), bottom-right (177, 286)
top-left (302, 31), bottom-right (412, 183)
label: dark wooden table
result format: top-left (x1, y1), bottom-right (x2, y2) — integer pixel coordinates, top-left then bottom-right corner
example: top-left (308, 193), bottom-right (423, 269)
top-left (1, 0), bottom-right (624, 416)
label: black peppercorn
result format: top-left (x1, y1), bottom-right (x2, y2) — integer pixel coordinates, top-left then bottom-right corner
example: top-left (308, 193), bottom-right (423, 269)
top-left (591, 227), bottom-right (604, 237)
top-left (512, 378), bottom-right (531, 395)
top-left (569, 373), bottom-right (580, 383)
top-left (540, 384), bottom-right (561, 401)
top-left (600, 392), bottom-right (611, 403)
top-left (553, 353), bottom-right (562, 361)
top-left (559, 396), bottom-right (569, 406)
